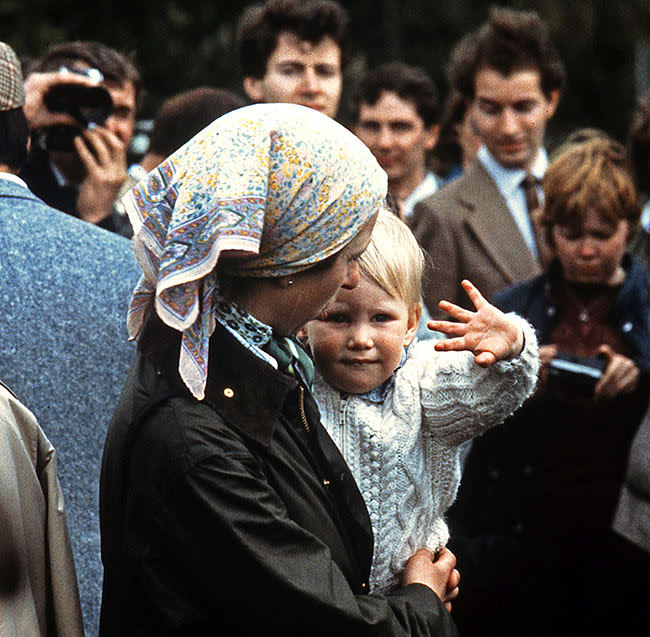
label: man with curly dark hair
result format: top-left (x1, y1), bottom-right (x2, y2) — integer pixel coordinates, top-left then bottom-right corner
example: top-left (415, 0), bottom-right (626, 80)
top-left (237, 0), bottom-right (348, 119)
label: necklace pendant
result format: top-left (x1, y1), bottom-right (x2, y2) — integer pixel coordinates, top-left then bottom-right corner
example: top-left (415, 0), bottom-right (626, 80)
top-left (579, 309), bottom-right (589, 323)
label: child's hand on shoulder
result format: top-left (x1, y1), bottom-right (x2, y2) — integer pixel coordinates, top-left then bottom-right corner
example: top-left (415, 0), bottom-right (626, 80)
top-left (428, 280), bottom-right (524, 367)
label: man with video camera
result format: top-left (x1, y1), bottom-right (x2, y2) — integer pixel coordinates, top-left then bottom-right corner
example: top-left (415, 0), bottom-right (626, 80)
top-left (21, 41), bottom-right (140, 237)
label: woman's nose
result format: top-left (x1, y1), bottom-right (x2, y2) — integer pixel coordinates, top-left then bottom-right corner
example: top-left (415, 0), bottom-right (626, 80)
top-left (578, 238), bottom-right (597, 258)
top-left (341, 260), bottom-right (360, 290)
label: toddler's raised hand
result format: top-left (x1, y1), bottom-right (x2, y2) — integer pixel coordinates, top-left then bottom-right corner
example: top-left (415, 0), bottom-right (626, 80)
top-left (428, 280), bottom-right (524, 367)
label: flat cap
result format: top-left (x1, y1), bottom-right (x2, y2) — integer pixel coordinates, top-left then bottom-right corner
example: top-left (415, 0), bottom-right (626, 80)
top-left (0, 42), bottom-right (25, 110)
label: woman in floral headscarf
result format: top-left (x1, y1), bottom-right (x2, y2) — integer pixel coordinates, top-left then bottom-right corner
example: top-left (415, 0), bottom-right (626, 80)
top-left (99, 104), bottom-right (459, 637)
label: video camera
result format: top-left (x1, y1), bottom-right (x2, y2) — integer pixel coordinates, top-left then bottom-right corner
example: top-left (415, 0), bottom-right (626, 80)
top-left (42, 67), bottom-right (113, 152)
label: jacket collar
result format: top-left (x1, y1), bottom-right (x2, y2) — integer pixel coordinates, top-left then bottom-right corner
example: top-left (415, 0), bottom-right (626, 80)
top-left (459, 160), bottom-right (542, 283)
top-left (0, 175), bottom-right (42, 203)
top-left (141, 316), bottom-right (298, 447)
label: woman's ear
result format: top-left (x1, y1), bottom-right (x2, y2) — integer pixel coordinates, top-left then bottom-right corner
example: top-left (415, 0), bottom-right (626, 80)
top-left (296, 326), bottom-right (309, 348)
top-left (276, 275), bottom-right (294, 289)
top-left (403, 302), bottom-right (422, 346)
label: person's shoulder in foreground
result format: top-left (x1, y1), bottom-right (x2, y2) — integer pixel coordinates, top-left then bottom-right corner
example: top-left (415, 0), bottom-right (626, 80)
top-left (0, 171), bottom-right (139, 636)
top-left (0, 380), bottom-right (84, 637)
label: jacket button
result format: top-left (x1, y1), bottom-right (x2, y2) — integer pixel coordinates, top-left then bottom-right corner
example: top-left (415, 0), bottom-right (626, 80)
top-left (223, 387), bottom-right (235, 398)
top-left (323, 479), bottom-right (331, 487)
top-left (361, 582), bottom-right (367, 590)
top-left (546, 306), bottom-right (556, 317)
top-left (622, 321), bottom-right (633, 333)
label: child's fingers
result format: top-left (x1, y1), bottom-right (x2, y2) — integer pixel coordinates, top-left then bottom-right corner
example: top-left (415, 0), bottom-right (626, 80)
top-left (427, 320), bottom-right (466, 336)
top-left (461, 279), bottom-right (487, 309)
top-left (434, 337), bottom-right (467, 352)
top-left (437, 299), bottom-right (474, 322)
top-left (474, 351), bottom-right (497, 367)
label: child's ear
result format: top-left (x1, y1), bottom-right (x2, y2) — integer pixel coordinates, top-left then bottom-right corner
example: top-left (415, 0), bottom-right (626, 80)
top-left (403, 302), bottom-right (422, 346)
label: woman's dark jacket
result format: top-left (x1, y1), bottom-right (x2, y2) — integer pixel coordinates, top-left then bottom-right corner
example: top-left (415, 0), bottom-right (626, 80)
top-left (446, 256), bottom-right (650, 636)
top-left (99, 318), bottom-right (458, 636)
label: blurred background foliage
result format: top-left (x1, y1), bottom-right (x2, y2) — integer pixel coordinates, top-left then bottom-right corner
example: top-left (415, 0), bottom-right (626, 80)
top-left (2, 0), bottom-right (649, 145)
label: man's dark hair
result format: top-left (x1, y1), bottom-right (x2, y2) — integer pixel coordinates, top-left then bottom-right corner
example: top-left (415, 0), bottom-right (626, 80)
top-left (29, 41), bottom-right (142, 108)
top-left (0, 108), bottom-right (29, 170)
top-left (448, 6), bottom-right (565, 100)
top-left (349, 62), bottom-right (440, 128)
top-left (627, 91), bottom-right (650, 195)
top-left (148, 87), bottom-right (246, 157)
top-left (431, 90), bottom-right (469, 177)
top-left (237, 0), bottom-right (349, 79)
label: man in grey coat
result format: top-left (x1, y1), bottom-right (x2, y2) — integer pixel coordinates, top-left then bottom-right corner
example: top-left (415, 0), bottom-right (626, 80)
top-left (0, 41), bottom-right (140, 635)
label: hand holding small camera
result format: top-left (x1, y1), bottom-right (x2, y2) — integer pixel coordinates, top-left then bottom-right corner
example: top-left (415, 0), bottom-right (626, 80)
top-left (594, 344), bottom-right (640, 400)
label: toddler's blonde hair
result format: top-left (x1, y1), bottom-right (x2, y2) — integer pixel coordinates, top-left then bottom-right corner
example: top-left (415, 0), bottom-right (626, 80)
top-left (358, 207), bottom-right (424, 309)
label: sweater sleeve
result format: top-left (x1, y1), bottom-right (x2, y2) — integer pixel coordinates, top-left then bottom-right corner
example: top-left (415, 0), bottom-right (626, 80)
top-left (414, 314), bottom-right (539, 446)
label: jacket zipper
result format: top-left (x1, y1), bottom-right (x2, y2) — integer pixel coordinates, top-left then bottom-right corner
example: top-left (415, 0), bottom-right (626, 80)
top-left (298, 386), bottom-right (310, 433)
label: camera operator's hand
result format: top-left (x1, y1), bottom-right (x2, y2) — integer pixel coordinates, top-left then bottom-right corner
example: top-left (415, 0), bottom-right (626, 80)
top-left (594, 344), bottom-right (640, 401)
top-left (24, 71), bottom-right (97, 130)
top-left (74, 125), bottom-right (128, 225)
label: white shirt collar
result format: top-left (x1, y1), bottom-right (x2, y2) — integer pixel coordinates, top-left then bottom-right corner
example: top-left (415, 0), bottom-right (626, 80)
top-left (0, 171), bottom-right (30, 190)
top-left (477, 145), bottom-right (548, 196)
top-left (641, 200), bottom-right (650, 233)
top-left (401, 171), bottom-right (438, 218)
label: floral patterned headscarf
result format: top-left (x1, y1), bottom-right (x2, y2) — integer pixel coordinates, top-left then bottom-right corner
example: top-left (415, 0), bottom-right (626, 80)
top-left (123, 103), bottom-right (387, 399)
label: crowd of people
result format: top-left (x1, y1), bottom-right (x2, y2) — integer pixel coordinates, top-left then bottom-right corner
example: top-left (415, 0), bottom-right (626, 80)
top-left (0, 1), bottom-right (648, 635)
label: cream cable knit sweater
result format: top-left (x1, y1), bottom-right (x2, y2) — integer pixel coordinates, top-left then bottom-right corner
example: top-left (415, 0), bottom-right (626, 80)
top-left (313, 315), bottom-right (539, 593)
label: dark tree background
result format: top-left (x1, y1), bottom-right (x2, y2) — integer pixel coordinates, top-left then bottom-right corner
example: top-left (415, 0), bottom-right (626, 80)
top-left (2, 0), bottom-right (649, 146)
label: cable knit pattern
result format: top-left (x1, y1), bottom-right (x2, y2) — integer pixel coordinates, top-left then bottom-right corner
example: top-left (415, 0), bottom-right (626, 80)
top-left (313, 314), bottom-right (539, 593)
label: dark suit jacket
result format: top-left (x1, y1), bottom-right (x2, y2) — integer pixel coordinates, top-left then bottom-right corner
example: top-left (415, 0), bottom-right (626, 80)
top-left (409, 159), bottom-right (543, 317)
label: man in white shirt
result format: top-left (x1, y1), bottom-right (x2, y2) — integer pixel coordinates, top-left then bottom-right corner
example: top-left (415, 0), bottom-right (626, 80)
top-left (351, 62), bottom-right (441, 219)
top-left (410, 7), bottom-right (564, 317)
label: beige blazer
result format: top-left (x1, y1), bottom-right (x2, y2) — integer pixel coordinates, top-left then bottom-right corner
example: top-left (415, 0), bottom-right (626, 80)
top-left (0, 383), bottom-right (84, 637)
top-left (410, 160), bottom-right (544, 318)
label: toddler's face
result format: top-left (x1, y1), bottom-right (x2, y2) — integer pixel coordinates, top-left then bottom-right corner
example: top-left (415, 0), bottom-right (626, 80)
top-left (305, 275), bottom-right (419, 394)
